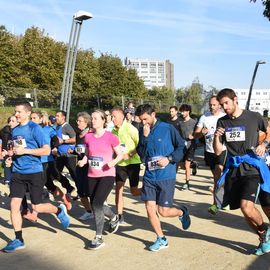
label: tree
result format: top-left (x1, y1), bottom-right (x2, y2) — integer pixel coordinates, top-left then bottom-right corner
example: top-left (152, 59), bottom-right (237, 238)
top-left (175, 77), bottom-right (204, 114)
top-left (250, 0), bottom-right (270, 21)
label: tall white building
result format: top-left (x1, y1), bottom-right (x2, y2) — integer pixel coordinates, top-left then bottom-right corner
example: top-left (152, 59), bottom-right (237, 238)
top-left (234, 88), bottom-right (270, 115)
top-left (124, 58), bottom-right (174, 90)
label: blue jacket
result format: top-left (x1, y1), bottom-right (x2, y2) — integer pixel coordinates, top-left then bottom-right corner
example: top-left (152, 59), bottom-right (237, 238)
top-left (137, 120), bottom-right (185, 181)
top-left (215, 152), bottom-right (270, 208)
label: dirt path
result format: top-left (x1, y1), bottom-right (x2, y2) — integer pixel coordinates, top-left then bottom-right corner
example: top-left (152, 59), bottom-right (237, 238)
top-left (0, 151), bottom-right (269, 270)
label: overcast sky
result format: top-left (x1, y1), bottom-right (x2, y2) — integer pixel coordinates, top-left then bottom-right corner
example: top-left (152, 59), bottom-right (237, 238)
top-left (1, 0), bottom-right (270, 90)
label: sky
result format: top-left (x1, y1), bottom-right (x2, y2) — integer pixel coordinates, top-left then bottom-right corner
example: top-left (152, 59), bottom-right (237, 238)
top-left (1, 0), bottom-right (270, 90)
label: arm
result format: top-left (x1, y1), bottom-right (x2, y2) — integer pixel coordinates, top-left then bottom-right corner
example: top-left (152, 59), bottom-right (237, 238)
top-left (213, 127), bottom-right (225, 156)
top-left (107, 144), bottom-right (123, 168)
top-left (13, 144), bottom-right (50, 156)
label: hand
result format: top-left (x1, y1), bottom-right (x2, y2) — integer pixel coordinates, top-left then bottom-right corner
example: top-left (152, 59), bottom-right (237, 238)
top-left (157, 157), bottom-right (169, 167)
top-left (188, 134), bottom-right (194, 140)
top-left (122, 153), bottom-right (130, 160)
top-left (13, 147), bottom-right (25, 155)
top-left (255, 144), bottom-right (266, 157)
top-left (58, 137), bottom-right (64, 144)
top-left (52, 148), bottom-right (58, 156)
top-left (202, 128), bottom-right (208, 135)
top-left (143, 124), bottom-right (150, 137)
top-left (2, 150), bottom-right (8, 157)
top-left (77, 159), bottom-right (87, 167)
top-left (5, 157), bottom-right (12, 167)
top-left (214, 127), bottom-right (225, 137)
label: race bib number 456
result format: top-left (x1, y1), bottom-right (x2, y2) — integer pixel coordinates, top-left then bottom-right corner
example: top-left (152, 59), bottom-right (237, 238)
top-left (225, 126), bottom-right (245, 142)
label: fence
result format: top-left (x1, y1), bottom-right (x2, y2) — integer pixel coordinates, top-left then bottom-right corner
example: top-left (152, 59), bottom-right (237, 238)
top-left (0, 85), bottom-right (204, 114)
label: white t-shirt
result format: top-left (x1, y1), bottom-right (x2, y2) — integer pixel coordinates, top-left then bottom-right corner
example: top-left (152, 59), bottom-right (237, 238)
top-left (197, 111), bottom-right (226, 153)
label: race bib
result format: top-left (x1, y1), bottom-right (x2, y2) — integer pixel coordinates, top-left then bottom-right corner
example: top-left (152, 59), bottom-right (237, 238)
top-left (89, 156), bottom-right (104, 170)
top-left (13, 136), bottom-right (27, 148)
top-left (205, 134), bottom-right (214, 144)
top-left (120, 143), bottom-right (127, 154)
top-left (75, 144), bottom-right (85, 154)
top-left (225, 126), bottom-right (245, 142)
top-left (147, 156), bottom-right (165, 171)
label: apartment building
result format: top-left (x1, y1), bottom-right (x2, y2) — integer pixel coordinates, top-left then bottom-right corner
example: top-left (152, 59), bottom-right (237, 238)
top-left (124, 57), bottom-right (174, 90)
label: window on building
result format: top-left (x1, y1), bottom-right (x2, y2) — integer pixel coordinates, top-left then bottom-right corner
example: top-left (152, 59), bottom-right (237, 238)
top-left (141, 63), bottom-right (148, 68)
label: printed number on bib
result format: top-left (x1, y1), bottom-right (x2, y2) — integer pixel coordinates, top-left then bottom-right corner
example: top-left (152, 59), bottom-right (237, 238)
top-left (225, 126), bottom-right (245, 142)
top-left (89, 156), bottom-right (103, 170)
top-left (75, 144), bottom-right (85, 154)
top-left (148, 156), bottom-right (165, 171)
top-left (13, 136), bottom-right (27, 148)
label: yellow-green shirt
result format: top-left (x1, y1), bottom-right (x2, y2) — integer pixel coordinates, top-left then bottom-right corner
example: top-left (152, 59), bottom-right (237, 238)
top-left (112, 120), bottom-right (141, 166)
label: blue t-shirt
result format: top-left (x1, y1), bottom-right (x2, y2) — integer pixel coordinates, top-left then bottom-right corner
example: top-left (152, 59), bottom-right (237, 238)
top-left (41, 125), bottom-right (56, 163)
top-left (12, 121), bottom-right (47, 174)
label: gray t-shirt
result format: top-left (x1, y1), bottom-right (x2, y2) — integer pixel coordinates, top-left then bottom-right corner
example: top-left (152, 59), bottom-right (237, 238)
top-left (179, 118), bottom-right (197, 148)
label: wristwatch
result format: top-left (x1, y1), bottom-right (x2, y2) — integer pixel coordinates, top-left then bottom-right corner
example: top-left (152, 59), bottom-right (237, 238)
top-left (263, 140), bottom-right (269, 147)
top-left (167, 155), bottom-right (173, 163)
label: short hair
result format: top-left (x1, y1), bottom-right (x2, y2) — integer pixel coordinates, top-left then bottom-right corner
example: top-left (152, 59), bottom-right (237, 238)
top-left (179, 104), bottom-right (192, 113)
top-left (169, 105), bottom-right (178, 111)
top-left (16, 101), bottom-right (32, 112)
top-left (31, 111), bottom-right (42, 119)
top-left (57, 110), bottom-right (67, 118)
top-left (135, 104), bottom-right (155, 116)
top-left (111, 107), bottom-right (125, 116)
top-left (216, 88), bottom-right (237, 102)
top-left (77, 111), bottom-right (91, 128)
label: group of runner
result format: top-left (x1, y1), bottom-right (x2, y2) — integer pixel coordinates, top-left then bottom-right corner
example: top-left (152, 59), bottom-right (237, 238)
top-left (1, 88), bottom-right (270, 255)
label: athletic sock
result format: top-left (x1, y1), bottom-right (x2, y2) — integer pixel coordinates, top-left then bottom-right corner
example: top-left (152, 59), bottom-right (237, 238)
top-left (15, 230), bottom-right (24, 243)
top-left (257, 223), bottom-right (268, 232)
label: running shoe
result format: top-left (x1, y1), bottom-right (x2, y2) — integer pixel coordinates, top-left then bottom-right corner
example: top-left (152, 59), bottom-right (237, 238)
top-left (179, 206), bottom-right (191, 230)
top-left (87, 237), bottom-right (105, 250)
top-left (191, 161), bottom-right (198, 176)
top-left (261, 228), bottom-right (270, 254)
top-left (57, 204), bottom-right (70, 229)
top-left (118, 214), bottom-right (126, 225)
top-left (22, 210), bottom-right (38, 223)
top-left (182, 182), bottom-right (190, 190)
top-left (149, 236), bottom-right (168, 252)
top-left (79, 211), bottom-right (94, 221)
top-left (254, 244), bottom-right (264, 256)
top-left (3, 239), bottom-right (25, 253)
top-left (208, 204), bottom-right (219, 215)
top-left (108, 215), bottom-right (120, 233)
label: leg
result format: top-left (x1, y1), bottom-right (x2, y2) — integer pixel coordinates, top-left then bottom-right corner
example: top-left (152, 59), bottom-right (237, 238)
top-left (145, 201), bottom-right (163, 237)
top-left (115, 181), bottom-right (125, 215)
top-left (10, 197), bottom-right (23, 232)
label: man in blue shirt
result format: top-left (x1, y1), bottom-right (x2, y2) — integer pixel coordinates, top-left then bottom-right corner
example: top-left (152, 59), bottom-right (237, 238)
top-left (2, 102), bottom-right (70, 253)
top-left (136, 104), bottom-right (191, 252)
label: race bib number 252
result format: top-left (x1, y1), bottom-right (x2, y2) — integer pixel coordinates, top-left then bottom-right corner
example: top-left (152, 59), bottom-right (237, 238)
top-left (225, 126), bottom-right (245, 142)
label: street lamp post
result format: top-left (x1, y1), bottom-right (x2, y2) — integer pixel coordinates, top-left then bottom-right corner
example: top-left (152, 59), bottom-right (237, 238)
top-left (245, 60), bottom-right (266, 110)
top-left (60, 10), bottom-right (93, 122)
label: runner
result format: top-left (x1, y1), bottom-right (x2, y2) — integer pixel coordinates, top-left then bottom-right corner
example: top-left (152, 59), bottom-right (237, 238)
top-left (74, 112), bottom-right (93, 221)
top-left (111, 107), bottom-right (141, 225)
top-left (53, 110), bottom-right (77, 201)
top-left (135, 104), bottom-right (191, 252)
top-left (178, 104), bottom-right (198, 190)
top-left (78, 109), bottom-right (123, 250)
top-left (213, 88), bottom-right (270, 256)
top-left (2, 102), bottom-right (70, 253)
top-left (194, 96), bottom-right (227, 214)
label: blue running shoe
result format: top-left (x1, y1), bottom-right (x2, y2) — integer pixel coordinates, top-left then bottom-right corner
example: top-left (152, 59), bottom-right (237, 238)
top-left (261, 228), bottom-right (270, 254)
top-left (57, 204), bottom-right (70, 229)
top-left (149, 237), bottom-right (168, 252)
top-left (179, 206), bottom-right (191, 230)
top-left (254, 245), bottom-right (264, 256)
top-left (3, 239), bottom-right (25, 253)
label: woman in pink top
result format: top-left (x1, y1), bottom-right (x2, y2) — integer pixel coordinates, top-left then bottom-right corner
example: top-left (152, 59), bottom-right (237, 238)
top-left (78, 109), bottom-right (123, 250)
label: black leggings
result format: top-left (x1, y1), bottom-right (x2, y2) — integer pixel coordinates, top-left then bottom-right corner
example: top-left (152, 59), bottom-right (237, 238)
top-left (88, 176), bottom-right (115, 236)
